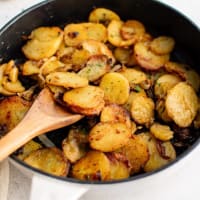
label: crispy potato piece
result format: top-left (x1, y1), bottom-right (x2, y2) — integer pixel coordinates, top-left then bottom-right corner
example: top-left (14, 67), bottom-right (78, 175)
top-left (100, 72), bottom-right (130, 104)
top-left (81, 40), bottom-right (115, 66)
top-left (123, 90), bottom-right (146, 111)
top-left (17, 140), bottom-right (42, 160)
top-left (156, 99), bottom-right (172, 122)
top-left (2, 77), bottom-right (25, 93)
top-left (89, 8), bottom-right (120, 25)
top-left (71, 150), bottom-right (111, 181)
top-left (46, 71), bottom-right (88, 88)
top-left (119, 67), bottom-right (147, 89)
top-left (150, 123), bottom-right (174, 141)
top-left (134, 42), bottom-right (169, 70)
top-left (135, 33), bottom-right (153, 43)
top-left (114, 47), bottom-right (133, 65)
top-left (22, 60), bottom-right (41, 75)
top-left (108, 20), bottom-right (136, 47)
top-left (140, 133), bottom-right (176, 172)
top-left (62, 127), bottom-right (88, 163)
top-left (154, 74), bottom-right (181, 98)
top-left (40, 57), bottom-right (65, 76)
top-left (63, 85), bottom-right (105, 115)
top-left (78, 55), bottom-right (111, 82)
top-left (185, 70), bottom-right (200, 92)
top-left (150, 36), bottom-right (175, 55)
top-left (89, 122), bottom-right (131, 152)
top-left (100, 104), bottom-right (132, 129)
top-left (165, 82), bottom-right (198, 127)
top-left (24, 147), bottom-right (69, 176)
top-left (64, 23), bottom-right (107, 46)
top-left (131, 92), bottom-right (155, 127)
top-left (0, 96), bottom-right (31, 131)
top-left (71, 49), bottom-right (91, 67)
top-left (106, 152), bottom-right (130, 180)
top-left (120, 20), bottom-right (145, 40)
top-left (117, 135), bottom-right (149, 175)
top-left (22, 27), bottom-right (63, 60)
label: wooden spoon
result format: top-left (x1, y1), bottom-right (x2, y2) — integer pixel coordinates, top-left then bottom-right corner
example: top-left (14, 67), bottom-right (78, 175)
top-left (0, 88), bottom-right (83, 162)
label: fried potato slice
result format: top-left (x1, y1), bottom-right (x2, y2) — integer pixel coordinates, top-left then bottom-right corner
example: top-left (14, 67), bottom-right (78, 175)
top-left (165, 82), bottom-right (198, 127)
top-left (81, 40), bottom-right (115, 66)
top-left (64, 23), bottom-right (107, 46)
top-left (117, 135), bottom-right (149, 175)
top-left (140, 133), bottom-right (176, 172)
top-left (106, 152), bottom-right (130, 180)
top-left (17, 140), bottom-right (42, 160)
top-left (78, 55), bottom-right (111, 82)
top-left (89, 8), bottom-right (120, 25)
top-left (154, 74), bottom-right (181, 98)
top-left (2, 77), bottom-right (25, 93)
top-left (71, 150), bottom-right (111, 181)
top-left (107, 20), bottom-right (135, 47)
top-left (100, 72), bottom-right (130, 104)
top-left (114, 47), bottom-right (133, 65)
top-left (119, 67), bottom-right (147, 89)
top-left (134, 42), bottom-right (169, 70)
top-left (150, 36), bottom-right (175, 55)
top-left (0, 96), bottom-right (31, 131)
top-left (46, 71), bottom-right (88, 88)
top-left (156, 99), bottom-right (172, 123)
top-left (24, 147), bottom-right (69, 176)
top-left (22, 27), bottom-right (63, 60)
top-left (63, 85), bottom-right (105, 115)
top-left (120, 20), bottom-right (145, 40)
top-left (131, 92), bottom-right (155, 127)
top-left (62, 127), bottom-right (88, 163)
top-left (40, 57), bottom-right (65, 76)
top-left (22, 60), bottom-right (41, 75)
top-left (89, 122), bottom-right (131, 152)
top-left (150, 123), bottom-right (174, 141)
top-left (100, 104), bottom-right (132, 129)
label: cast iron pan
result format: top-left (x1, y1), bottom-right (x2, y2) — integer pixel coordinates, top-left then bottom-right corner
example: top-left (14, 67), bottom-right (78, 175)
top-left (0, 0), bottom-right (200, 184)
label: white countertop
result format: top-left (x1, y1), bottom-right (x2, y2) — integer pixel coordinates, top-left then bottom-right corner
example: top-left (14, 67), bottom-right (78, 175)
top-left (0, 0), bottom-right (200, 200)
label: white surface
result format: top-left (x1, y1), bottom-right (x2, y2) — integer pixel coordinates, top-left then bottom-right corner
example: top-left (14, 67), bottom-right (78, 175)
top-left (0, 0), bottom-right (200, 200)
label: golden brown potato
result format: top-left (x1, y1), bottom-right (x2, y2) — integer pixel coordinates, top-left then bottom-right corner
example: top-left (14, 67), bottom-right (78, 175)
top-left (134, 42), bottom-right (169, 70)
top-left (107, 20), bottom-right (135, 47)
top-left (165, 82), bottom-right (198, 127)
top-left (89, 122), bottom-right (131, 152)
top-left (89, 8), bottom-right (120, 25)
top-left (22, 27), bottom-right (63, 60)
top-left (0, 96), bottom-right (32, 131)
top-left (131, 92), bottom-right (155, 127)
top-left (154, 74), bottom-right (181, 98)
top-left (46, 71), bottom-right (88, 88)
top-left (119, 67), bottom-right (147, 89)
top-left (78, 55), bottom-right (111, 82)
top-left (140, 133), bottom-right (176, 172)
top-left (117, 135), bottom-right (149, 175)
top-left (40, 57), bottom-right (65, 76)
top-left (120, 20), bottom-right (145, 40)
top-left (100, 104), bottom-right (132, 129)
top-left (24, 147), bottom-right (69, 176)
top-left (156, 99), bottom-right (172, 122)
top-left (150, 36), bottom-right (175, 55)
top-left (185, 69), bottom-right (200, 92)
top-left (63, 85), bottom-right (105, 115)
top-left (17, 140), bottom-right (42, 160)
top-left (106, 152), bottom-right (130, 180)
top-left (2, 77), bottom-right (25, 93)
top-left (100, 72), bottom-right (130, 104)
top-left (114, 47), bottom-right (133, 65)
top-left (62, 127), bottom-right (88, 163)
top-left (64, 23), bottom-right (107, 46)
top-left (81, 40), bottom-right (115, 66)
top-left (150, 123), bottom-right (174, 141)
top-left (71, 150), bottom-right (111, 181)
top-left (22, 60), bottom-right (41, 75)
